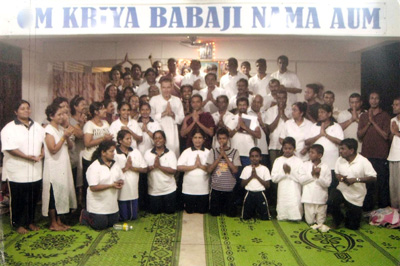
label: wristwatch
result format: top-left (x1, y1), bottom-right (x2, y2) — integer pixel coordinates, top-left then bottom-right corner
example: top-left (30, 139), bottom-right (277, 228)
top-left (356, 177), bottom-right (361, 182)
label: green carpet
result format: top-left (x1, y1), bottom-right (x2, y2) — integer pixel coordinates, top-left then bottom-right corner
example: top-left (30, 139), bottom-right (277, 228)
top-left (2, 212), bottom-right (182, 266)
top-left (204, 214), bottom-right (400, 266)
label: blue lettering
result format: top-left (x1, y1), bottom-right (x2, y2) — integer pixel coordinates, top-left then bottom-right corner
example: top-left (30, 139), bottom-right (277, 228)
top-left (150, 7), bottom-right (167, 28)
top-left (252, 7), bottom-right (266, 28)
top-left (81, 7), bottom-right (97, 28)
top-left (268, 7), bottom-right (280, 28)
top-left (348, 8), bottom-right (360, 29)
top-left (221, 6), bottom-right (231, 31)
top-left (99, 7), bottom-right (108, 25)
top-left (63, 7), bottom-right (79, 28)
top-left (330, 8), bottom-right (345, 29)
top-left (363, 8), bottom-right (380, 29)
top-left (186, 7), bottom-right (203, 27)
top-left (286, 7), bottom-right (303, 28)
top-left (305, 7), bottom-right (320, 28)
top-left (233, 6), bottom-right (241, 28)
top-left (125, 7), bottom-right (139, 28)
top-left (110, 7), bottom-right (124, 28)
top-left (169, 7), bottom-right (184, 28)
top-left (35, 8), bottom-right (52, 28)
top-left (205, 7), bottom-right (220, 28)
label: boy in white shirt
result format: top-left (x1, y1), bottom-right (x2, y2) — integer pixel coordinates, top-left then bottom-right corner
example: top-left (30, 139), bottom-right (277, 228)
top-left (240, 147), bottom-right (271, 220)
top-left (301, 144), bottom-right (331, 231)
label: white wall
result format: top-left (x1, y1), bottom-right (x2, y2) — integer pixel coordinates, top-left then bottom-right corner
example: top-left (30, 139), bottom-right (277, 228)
top-left (19, 36), bottom-right (362, 119)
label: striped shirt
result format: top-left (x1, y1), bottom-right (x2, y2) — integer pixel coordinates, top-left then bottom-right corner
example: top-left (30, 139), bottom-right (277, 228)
top-left (206, 147), bottom-right (241, 192)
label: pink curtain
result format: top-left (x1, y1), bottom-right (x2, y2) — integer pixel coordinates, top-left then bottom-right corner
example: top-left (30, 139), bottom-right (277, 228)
top-left (52, 70), bottom-right (109, 103)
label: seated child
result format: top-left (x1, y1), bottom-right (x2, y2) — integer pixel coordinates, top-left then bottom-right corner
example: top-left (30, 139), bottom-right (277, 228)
top-left (271, 137), bottom-right (307, 221)
top-left (177, 130), bottom-right (210, 214)
top-left (207, 128), bottom-right (241, 217)
top-left (240, 147), bottom-right (271, 220)
top-left (301, 144), bottom-right (331, 231)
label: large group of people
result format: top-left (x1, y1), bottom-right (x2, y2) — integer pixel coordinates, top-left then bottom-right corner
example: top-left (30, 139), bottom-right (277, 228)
top-left (1, 55), bottom-right (399, 234)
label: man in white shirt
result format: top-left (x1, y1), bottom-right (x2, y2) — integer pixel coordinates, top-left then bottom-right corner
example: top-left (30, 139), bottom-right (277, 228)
top-left (338, 93), bottom-right (365, 153)
top-left (249, 58), bottom-right (270, 98)
top-left (247, 95), bottom-right (269, 166)
top-left (265, 90), bottom-right (292, 166)
top-left (229, 78), bottom-right (253, 112)
top-left (328, 138), bottom-right (376, 230)
top-left (181, 59), bottom-right (206, 91)
top-left (323, 91), bottom-right (340, 121)
top-left (199, 72), bottom-right (226, 114)
top-left (270, 55), bottom-right (301, 106)
top-left (211, 95), bottom-right (235, 148)
top-left (388, 96), bottom-right (400, 209)
top-left (220, 57), bottom-right (248, 99)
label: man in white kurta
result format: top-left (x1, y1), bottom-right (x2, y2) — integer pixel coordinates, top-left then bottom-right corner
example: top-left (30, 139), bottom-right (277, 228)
top-left (211, 95), bottom-right (235, 149)
top-left (220, 57), bottom-right (248, 98)
top-left (199, 72), bottom-right (226, 114)
top-left (149, 78), bottom-right (185, 156)
top-left (270, 55), bottom-right (301, 106)
top-left (181, 59), bottom-right (206, 91)
top-left (248, 58), bottom-right (270, 98)
top-left (388, 97), bottom-right (400, 209)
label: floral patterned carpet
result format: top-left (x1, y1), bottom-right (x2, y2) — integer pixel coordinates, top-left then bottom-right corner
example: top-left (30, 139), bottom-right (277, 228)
top-left (1, 211), bottom-right (182, 266)
top-left (204, 214), bottom-right (400, 266)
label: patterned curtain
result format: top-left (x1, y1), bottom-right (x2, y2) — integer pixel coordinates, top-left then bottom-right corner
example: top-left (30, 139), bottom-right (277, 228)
top-left (52, 70), bottom-right (110, 103)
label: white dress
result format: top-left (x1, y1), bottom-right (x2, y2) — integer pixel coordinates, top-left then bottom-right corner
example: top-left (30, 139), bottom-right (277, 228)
top-left (149, 95), bottom-right (184, 156)
top-left (271, 155), bottom-right (307, 221)
top-left (42, 125), bottom-right (77, 216)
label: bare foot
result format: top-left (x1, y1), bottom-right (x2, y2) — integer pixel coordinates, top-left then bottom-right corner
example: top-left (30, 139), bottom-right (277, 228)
top-left (58, 222), bottom-right (71, 230)
top-left (16, 226), bottom-right (29, 234)
top-left (28, 224), bottom-right (40, 231)
top-left (49, 224), bottom-right (67, 231)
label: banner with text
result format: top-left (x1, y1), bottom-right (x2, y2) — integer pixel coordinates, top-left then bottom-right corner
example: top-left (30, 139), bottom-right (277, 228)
top-left (0, 2), bottom-right (387, 36)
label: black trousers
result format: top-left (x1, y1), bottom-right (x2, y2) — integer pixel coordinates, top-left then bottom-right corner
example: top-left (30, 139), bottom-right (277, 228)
top-left (363, 158), bottom-right (390, 211)
top-left (8, 180), bottom-right (42, 228)
top-left (241, 191), bottom-right (271, 220)
top-left (209, 189), bottom-right (236, 217)
top-left (183, 194), bottom-right (209, 214)
top-left (328, 188), bottom-right (362, 230)
top-left (80, 210), bottom-right (119, 230)
top-left (148, 191), bottom-right (176, 214)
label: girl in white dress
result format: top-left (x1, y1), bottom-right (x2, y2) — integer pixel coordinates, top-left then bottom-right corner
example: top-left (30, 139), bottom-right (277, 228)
top-left (43, 103), bottom-right (77, 231)
top-left (271, 137), bottom-right (307, 221)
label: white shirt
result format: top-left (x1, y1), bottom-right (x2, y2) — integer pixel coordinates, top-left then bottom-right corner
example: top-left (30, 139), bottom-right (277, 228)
top-left (265, 105), bottom-right (292, 150)
top-left (388, 116), bottom-right (400, 161)
top-left (248, 74), bottom-right (271, 97)
top-left (144, 148), bottom-right (177, 196)
top-left (182, 72), bottom-right (206, 91)
top-left (1, 119), bottom-right (45, 183)
top-left (220, 72), bottom-right (248, 98)
top-left (337, 109), bottom-right (364, 153)
top-left (114, 148), bottom-right (147, 201)
top-left (82, 120), bottom-right (110, 161)
top-left (136, 81), bottom-right (160, 97)
top-left (301, 161), bottom-right (331, 204)
top-left (240, 165), bottom-right (271, 191)
top-left (247, 109), bottom-right (268, 154)
top-left (270, 70), bottom-right (301, 106)
top-left (198, 86), bottom-right (226, 114)
top-left (109, 118), bottom-right (143, 149)
top-left (227, 113), bottom-right (260, 157)
top-left (86, 159), bottom-right (124, 214)
top-left (211, 111), bottom-right (235, 149)
top-left (280, 118), bottom-right (313, 161)
top-left (307, 122), bottom-right (344, 169)
top-left (137, 118), bottom-right (162, 155)
top-left (229, 94), bottom-right (254, 111)
top-left (149, 95), bottom-right (185, 156)
top-left (177, 147), bottom-right (210, 195)
top-left (335, 154), bottom-right (377, 206)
